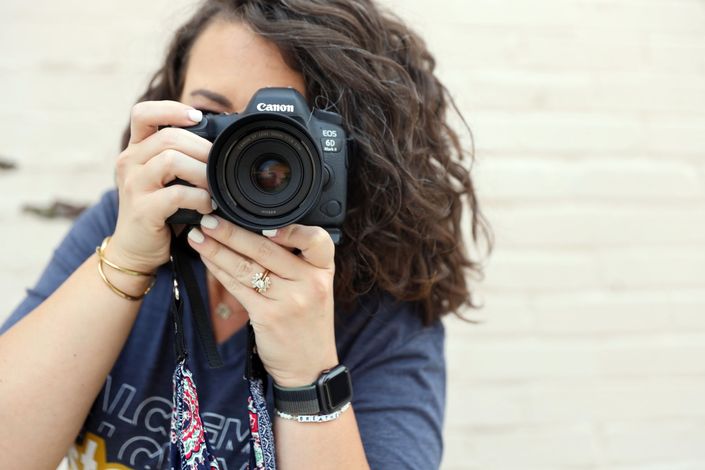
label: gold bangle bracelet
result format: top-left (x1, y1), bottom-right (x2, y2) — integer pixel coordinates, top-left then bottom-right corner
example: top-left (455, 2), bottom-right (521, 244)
top-left (97, 236), bottom-right (156, 277)
top-left (97, 256), bottom-right (156, 301)
top-left (95, 236), bottom-right (156, 301)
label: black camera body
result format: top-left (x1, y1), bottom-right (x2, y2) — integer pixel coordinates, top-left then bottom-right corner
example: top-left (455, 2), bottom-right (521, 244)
top-left (168, 88), bottom-right (348, 244)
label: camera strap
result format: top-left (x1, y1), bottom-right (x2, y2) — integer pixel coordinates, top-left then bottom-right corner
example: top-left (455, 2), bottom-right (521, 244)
top-left (168, 228), bottom-right (277, 469)
top-left (170, 231), bottom-right (224, 368)
top-left (245, 321), bottom-right (277, 469)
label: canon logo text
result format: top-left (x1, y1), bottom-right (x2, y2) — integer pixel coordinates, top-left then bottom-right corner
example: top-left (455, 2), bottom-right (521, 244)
top-left (256, 103), bottom-right (295, 113)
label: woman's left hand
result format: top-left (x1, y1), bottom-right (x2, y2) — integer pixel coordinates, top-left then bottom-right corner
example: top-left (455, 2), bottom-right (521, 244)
top-left (187, 214), bottom-right (339, 388)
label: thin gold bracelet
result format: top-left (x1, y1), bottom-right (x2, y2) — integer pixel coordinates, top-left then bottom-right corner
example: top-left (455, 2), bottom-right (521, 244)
top-left (96, 236), bottom-right (156, 301)
top-left (98, 236), bottom-right (155, 277)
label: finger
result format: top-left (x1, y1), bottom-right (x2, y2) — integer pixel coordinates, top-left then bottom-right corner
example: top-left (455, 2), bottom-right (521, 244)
top-left (199, 215), bottom-right (305, 280)
top-left (187, 229), bottom-right (288, 300)
top-left (139, 149), bottom-right (208, 190)
top-left (263, 225), bottom-right (335, 270)
top-left (200, 256), bottom-right (270, 317)
top-left (129, 100), bottom-right (204, 144)
top-left (127, 126), bottom-right (212, 165)
top-left (149, 184), bottom-right (213, 220)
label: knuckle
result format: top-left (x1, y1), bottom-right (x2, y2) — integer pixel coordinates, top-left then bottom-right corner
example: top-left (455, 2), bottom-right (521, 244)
top-left (312, 227), bottom-right (332, 247)
top-left (121, 173), bottom-right (137, 194)
top-left (115, 152), bottom-right (131, 178)
top-left (256, 239), bottom-right (275, 259)
top-left (235, 259), bottom-right (254, 279)
top-left (199, 190), bottom-right (212, 212)
top-left (310, 275), bottom-right (330, 300)
top-left (167, 184), bottom-right (184, 205)
top-left (205, 241), bottom-right (220, 260)
top-left (197, 187), bottom-right (209, 200)
top-left (191, 189), bottom-right (211, 215)
top-left (282, 225), bottom-right (298, 243)
top-left (158, 127), bottom-right (180, 149)
top-left (224, 275), bottom-right (243, 294)
top-left (289, 292), bottom-right (307, 310)
top-left (131, 101), bottom-right (149, 121)
top-left (160, 149), bottom-right (179, 174)
top-left (220, 220), bottom-right (235, 241)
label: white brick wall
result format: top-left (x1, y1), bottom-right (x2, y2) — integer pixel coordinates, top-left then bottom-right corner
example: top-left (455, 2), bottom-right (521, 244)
top-left (1, 1), bottom-right (704, 469)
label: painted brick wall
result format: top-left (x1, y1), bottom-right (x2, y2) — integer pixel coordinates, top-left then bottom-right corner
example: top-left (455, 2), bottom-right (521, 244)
top-left (1, 1), bottom-right (704, 469)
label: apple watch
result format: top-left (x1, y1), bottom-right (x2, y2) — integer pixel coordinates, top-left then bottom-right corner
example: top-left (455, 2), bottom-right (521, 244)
top-left (273, 364), bottom-right (353, 416)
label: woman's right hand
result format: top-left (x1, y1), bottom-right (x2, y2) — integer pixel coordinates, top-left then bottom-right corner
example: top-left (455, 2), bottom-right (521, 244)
top-left (106, 100), bottom-right (214, 273)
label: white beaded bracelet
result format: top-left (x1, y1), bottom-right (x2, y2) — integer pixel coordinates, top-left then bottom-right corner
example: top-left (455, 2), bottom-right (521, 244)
top-left (275, 401), bottom-right (352, 423)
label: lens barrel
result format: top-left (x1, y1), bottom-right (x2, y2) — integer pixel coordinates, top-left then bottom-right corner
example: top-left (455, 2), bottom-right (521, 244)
top-left (207, 114), bottom-right (323, 230)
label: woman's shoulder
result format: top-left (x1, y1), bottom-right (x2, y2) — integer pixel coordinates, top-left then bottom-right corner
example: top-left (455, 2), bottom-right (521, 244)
top-left (1, 189), bottom-right (120, 334)
top-left (334, 291), bottom-right (444, 369)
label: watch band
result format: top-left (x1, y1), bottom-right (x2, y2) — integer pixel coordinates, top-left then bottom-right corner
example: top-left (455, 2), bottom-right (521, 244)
top-left (273, 364), bottom-right (353, 416)
top-left (273, 382), bottom-right (320, 415)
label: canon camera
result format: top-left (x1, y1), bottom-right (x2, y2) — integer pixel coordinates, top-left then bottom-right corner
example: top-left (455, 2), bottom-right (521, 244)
top-left (167, 87), bottom-right (348, 244)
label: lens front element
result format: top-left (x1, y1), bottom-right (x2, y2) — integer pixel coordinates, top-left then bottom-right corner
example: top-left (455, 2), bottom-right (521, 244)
top-left (252, 155), bottom-right (292, 194)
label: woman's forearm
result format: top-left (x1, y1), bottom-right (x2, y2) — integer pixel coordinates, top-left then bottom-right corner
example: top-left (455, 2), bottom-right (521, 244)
top-left (274, 407), bottom-right (370, 469)
top-left (0, 251), bottom-right (151, 468)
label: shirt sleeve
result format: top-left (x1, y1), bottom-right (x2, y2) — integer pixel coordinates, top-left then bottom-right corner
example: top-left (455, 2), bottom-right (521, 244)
top-left (0, 190), bottom-right (118, 335)
top-left (351, 319), bottom-right (446, 470)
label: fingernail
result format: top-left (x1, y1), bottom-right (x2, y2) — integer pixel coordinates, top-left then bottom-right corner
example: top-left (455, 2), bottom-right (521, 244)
top-left (262, 229), bottom-right (278, 237)
top-left (187, 109), bottom-right (203, 123)
top-left (211, 199), bottom-right (218, 211)
top-left (201, 215), bottom-right (219, 230)
top-left (188, 228), bottom-right (205, 243)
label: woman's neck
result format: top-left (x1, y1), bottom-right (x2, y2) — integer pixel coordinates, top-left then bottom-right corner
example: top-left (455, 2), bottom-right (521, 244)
top-left (206, 271), bottom-right (249, 344)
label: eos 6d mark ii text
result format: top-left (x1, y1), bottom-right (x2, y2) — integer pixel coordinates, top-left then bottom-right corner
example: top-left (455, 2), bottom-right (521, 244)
top-left (167, 88), bottom-right (348, 244)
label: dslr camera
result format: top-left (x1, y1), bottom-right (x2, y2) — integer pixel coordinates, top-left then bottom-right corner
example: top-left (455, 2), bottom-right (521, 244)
top-left (168, 88), bottom-right (348, 244)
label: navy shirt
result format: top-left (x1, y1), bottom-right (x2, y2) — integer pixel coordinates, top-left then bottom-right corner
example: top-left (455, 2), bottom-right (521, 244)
top-left (1, 190), bottom-right (446, 470)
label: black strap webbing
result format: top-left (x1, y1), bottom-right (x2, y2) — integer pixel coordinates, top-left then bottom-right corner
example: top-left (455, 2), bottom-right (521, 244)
top-left (170, 231), bottom-right (224, 368)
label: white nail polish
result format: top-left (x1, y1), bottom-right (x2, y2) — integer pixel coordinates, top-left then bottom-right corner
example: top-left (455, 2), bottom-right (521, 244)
top-left (188, 228), bottom-right (205, 243)
top-left (211, 199), bottom-right (218, 211)
top-left (262, 229), bottom-right (278, 237)
top-left (187, 109), bottom-right (203, 123)
top-left (201, 215), bottom-right (219, 230)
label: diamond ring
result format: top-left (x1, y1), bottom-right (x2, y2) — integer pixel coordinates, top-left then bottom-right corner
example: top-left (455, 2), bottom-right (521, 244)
top-left (251, 270), bottom-right (272, 294)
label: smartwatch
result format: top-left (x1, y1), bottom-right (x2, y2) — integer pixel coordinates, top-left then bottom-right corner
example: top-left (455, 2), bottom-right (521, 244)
top-left (273, 364), bottom-right (353, 416)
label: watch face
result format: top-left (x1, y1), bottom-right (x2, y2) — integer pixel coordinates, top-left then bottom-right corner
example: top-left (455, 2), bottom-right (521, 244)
top-left (319, 365), bottom-right (352, 413)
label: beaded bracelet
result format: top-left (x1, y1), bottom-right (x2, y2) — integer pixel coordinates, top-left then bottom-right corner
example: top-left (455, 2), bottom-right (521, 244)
top-left (275, 401), bottom-right (351, 423)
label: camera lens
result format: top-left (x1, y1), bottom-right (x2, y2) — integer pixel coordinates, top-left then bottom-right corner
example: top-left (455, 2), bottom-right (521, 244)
top-left (208, 116), bottom-right (323, 230)
top-left (251, 155), bottom-right (291, 194)
top-left (234, 135), bottom-right (303, 208)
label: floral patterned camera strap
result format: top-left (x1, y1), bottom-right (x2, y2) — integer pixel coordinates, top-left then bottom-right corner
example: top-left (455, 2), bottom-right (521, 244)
top-left (246, 322), bottom-right (277, 469)
top-left (170, 359), bottom-right (220, 469)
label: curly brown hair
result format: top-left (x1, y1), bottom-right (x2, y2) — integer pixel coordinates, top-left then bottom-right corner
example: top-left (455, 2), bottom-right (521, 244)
top-left (121, 0), bottom-right (494, 326)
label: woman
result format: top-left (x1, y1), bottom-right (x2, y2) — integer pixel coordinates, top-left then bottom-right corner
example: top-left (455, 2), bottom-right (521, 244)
top-left (0, 0), bottom-right (492, 468)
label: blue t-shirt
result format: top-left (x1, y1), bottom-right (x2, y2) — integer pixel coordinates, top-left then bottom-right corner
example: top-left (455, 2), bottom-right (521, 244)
top-left (1, 190), bottom-right (445, 470)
